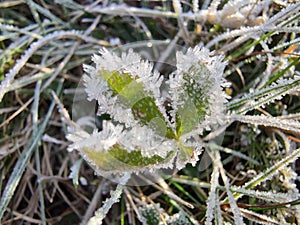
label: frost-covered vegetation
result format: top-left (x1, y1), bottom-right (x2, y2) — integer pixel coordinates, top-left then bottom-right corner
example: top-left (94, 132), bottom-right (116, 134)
top-left (0, 1), bottom-right (300, 225)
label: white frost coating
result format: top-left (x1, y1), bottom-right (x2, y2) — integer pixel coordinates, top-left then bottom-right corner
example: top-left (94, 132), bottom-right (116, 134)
top-left (205, 150), bottom-right (245, 225)
top-left (119, 125), bottom-right (176, 158)
top-left (92, 48), bottom-right (136, 73)
top-left (68, 120), bottom-right (176, 159)
top-left (231, 186), bottom-right (299, 203)
top-left (228, 78), bottom-right (300, 114)
top-left (68, 159), bottom-right (83, 187)
top-left (281, 166), bottom-right (298, 193)
top-left (103, 49), bottom-right (164, 98)
top-left (233, 114), bottom-right (300, 135)
top-left (67, 121), bottom-right (124, 152)
top-left (256, 38), bottom-right (274, 89)
top-left (83, 48), bottom-right (166, 125)
top-left (264, 2), bottom-right (300, 26)
top-left (165, 210), bottom-right (198, 225)
top-left (82, 65), bottom-right (109, 102)
top-left (176, 136), bottom-right (203, 170)
top-left (83, 65), bottom-right (137, 127)
top-left (207, 0), bottom-right (270, 28)
top-left (110, 105), bottom-right (138, 128)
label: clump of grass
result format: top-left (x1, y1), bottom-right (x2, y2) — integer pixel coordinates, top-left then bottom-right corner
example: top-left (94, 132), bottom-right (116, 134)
top-left (1, 1), bottom-right (300, 224)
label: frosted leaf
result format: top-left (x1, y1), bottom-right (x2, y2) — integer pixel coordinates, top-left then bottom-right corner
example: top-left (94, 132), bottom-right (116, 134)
top-left (68, 45), bottom-right (227, 175)
top-left (67, 121), bottom-right (177, 175)
top-left (83, 53), bottom-right (171, 131)
top-left (91, 48), bottom-right (162, 98)
top-left (169, 45), bottom-right (228, 139)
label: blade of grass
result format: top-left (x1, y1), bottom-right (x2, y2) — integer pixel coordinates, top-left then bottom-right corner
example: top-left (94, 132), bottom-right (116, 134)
top-left (206, 143), bottom-right (260, 165)
top-left (0, 0), bottom-right (23, 8)
top-left (264, 56), bottom-right (300, 87)
top-left (121, 196), bottom-right (125, 225)
top-left (25, 0), bottom-right (66, 27)
top-left (24, 0), bottom-right (42, 28)
top-left (32, 80), bottom-right (46, 225)
top-left (169, 180), bottom-right (202, 206)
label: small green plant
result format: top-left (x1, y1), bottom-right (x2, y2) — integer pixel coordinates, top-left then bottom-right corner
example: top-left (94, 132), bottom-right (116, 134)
top-left (67, 46), bottom-right (228, 175)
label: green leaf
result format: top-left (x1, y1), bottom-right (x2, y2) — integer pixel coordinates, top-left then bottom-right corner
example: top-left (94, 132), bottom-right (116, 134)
top-left (177, 142), bottom-right (195, 164)
top-left (176, 63), bottom-right (211, 136)
top-left (177, 99), bottom-right (199, 136)
top-left (100, 69), bottom-right (133, 93)
top-left (82, 145), bottom-right (175, 172)
top-left (99, 69), bottom-right (175, 138)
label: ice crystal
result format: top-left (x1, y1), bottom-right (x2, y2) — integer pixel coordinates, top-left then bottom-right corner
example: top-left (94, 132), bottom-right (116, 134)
top-left (68, 45), bottom-right (227, 175)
